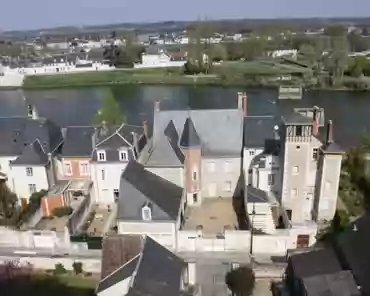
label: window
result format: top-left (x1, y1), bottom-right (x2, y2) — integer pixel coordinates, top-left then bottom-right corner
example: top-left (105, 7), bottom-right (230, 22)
top-left (224, 181), bottom-right (232, 192)
top-left (296, 126), bottom-right (302, 136)
top-left (312, 148), bottom-right (318, 160)
top-left (208, 162), bottom-right (215, 172)
top-left (268, 174), bottom-right (275, 186)
top-left (119, 150), bottom-right (128, 161)
top-left (192, 167), bottom-right (198, 181)
top-left (142, 206), bottom-right (152, 221)
top-left (193, 193), bottom-right (198, 203)
top-left (101, 169), bottom-right (105, 181)
top-left (97, 150), bottom-right (106, 161)
top-left (28, 184), bottom-right (36, 194)
top-left (291, 188), bottom-right (297, 197)
top-left (79, 162), bottom-right (89, 176)
top-left (249, 150), bottom-right (255, 156)
top-left (224, 161), bottom-right (231, 173)
top-left (26, 167), bottom-right (33, 177)
top-left (64, 162), bottom-right (72, 176)
top-left (292, 166), bottom-right (299, 175)
top-left (114, 189), bottom-right (119, 202)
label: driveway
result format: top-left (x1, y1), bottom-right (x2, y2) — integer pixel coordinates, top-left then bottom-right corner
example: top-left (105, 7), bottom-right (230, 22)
top-left (196, 261), bottom-right (231, 296)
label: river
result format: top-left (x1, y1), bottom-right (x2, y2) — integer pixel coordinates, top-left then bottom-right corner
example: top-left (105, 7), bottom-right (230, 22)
top-left (0, 85), bottom-right (369, 149)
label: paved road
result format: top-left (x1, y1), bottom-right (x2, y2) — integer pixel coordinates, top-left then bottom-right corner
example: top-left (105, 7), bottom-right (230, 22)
top-left (196, 261), bottom-right (231, 296)
top-left (0, 247), bottom-right (102, 259)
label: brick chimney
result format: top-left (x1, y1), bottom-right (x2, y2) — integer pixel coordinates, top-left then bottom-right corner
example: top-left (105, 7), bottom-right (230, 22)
top-left (243, 92), bottom-right (248, 117)
top-left (326, 120), bottom-right (333, 144)
top-left (237, 92), bottom-right (243, 109)
top-left (143, 120), bottom-right (148, 139)
top-left (313, 106), bottom-right (319, 137)
top-left (154, 101), bottom-right (160, 112)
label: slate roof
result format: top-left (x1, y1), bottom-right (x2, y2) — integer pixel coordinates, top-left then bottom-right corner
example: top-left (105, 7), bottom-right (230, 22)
top-left (91, 124), bottom-right (144, 162)
top-left (180, 117), bottom-right (201, 148)
top-left (97, 235), bottom-right (185, 296)
top-left (0, 117), bottom-right (63, 156)
top-left (118, 161), bottom-right (183, 221)
top-left (337, 213), bottom-right (370, 296)
top-left (289, 248), bottom-right (342, 279)
top-left (140, 120), bottom-right (184, 167)
top-left (246, 186), bottom-right (270, 203)
top-left (153, 109), bottom-right (243, 156)
top-left (61, 126), bottom-right (95, 157)
top-left (11, 140), bottom-right (49, 166)
top-left (321, 142), bottom-right (345, 155)
top-left (302, 270), bottom-right (360, 296)
top-left (243, 116), bottom-right (277, 148)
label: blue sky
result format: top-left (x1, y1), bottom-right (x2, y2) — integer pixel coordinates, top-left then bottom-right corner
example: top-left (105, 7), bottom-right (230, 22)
top-left (1, 0), bottom-right (368, 30)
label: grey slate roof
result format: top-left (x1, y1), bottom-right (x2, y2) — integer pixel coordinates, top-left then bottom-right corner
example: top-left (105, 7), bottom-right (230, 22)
top-left (180, 117), bottom-right (201, 148)
top-left (302, 270), bottom-right (360, 296)
top-left (61, 126), bottom-right (95, 157)
top-left (153, 109), bottom-right (243, 156)
top-left (0, 117), bottom-right (63, 156)
top-left (118, 161), bottom-right (183, 221)
top-left (337, 213), bottom-right (370, 296)
top-left (289, 248), bottom-right (342, 279)
top-left (321, 142), bottom-right (345, 155)
top-left (246, 186), bottom-right (270, 203)
top-left (97, 236), bottom-right (185, 296)
top-left (92, 124), bottom-right (144, 162)
top-left (140, 120), bottom-right (184, 167)
top-left (11, 140), bottom-right (49, 166)
top-left (244, 116), bottom-right (276, 148)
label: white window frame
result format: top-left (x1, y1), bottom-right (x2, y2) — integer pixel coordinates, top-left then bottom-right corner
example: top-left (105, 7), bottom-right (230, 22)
top-left (249, 150), bottom-right (255, 156)
top-left (97, 150), bottom-right (106, 162)
top-left (292, 166), bottom-right (299, 175)
top-left (79, 161), bottom-right (89, 176)
top-left (224, 161), bottom-right (231, 173)
top-left (119, 150), bottom-right (128, 161)
top-left (64, 161), bottom-right (72, 176)
top-left (224, 181), bottom-right (232, 192)
top-left (26, 167), bottom-right (33, 177)
top-left (142, 206), bottom-right (152, 221)
top-left (28, 184), bottom-right (36, 194)
top-left (208, 162), bottom-right (215, 173)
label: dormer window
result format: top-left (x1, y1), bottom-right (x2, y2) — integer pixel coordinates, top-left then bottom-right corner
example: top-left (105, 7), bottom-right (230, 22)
top-left (119, 150), bottom-right (128, 161)
top-left (142, 204), bottom-right (152, 221)
top-left (97, 150), bottom-right (106, 161)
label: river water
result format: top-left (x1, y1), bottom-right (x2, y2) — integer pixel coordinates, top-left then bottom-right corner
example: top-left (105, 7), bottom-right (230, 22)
top-left (0, 86), bottom-right (369, 149)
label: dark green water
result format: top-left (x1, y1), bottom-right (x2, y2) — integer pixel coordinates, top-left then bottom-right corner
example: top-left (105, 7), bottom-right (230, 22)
top-left (0, 85), bottom-right (369, 149)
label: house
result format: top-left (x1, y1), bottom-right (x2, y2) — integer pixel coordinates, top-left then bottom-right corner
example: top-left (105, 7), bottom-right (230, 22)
top-left (96, 235), bottom-right (196, 296)
top-left (142, 100), bottom-right (244, 206)
top-left (336, 213), bottom-right (370, 296)
top-left (0, 108), bottom-right (63, 207)
top-left (285, 248), bottom-right (360, 296)
top-left (60, 126), bottom-right (95, 180)
top-left (135, 46), bottom-right (187, 69)
top-left (117, 161), bottom-right (185, 250)
top-left (90, 123), bottom-right (146, 204)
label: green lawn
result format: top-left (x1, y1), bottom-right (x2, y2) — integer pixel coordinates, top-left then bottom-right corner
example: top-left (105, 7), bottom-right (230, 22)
top-left (57, 274), bottom-right (98, 289)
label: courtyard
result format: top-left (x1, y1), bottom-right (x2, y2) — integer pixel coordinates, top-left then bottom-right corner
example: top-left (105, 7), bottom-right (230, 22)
top-left (182, 198), bottom-right (238, 235)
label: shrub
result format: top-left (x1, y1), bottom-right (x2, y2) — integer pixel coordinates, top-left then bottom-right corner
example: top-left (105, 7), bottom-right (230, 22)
top-left (226, 266), bottom-right (255, 296)
top-left (53, 263), bottom-right (66, 275)
top-left (72, 262), bottom-right (83, 275)
top-left (53, 206), bottom-right (73, 217)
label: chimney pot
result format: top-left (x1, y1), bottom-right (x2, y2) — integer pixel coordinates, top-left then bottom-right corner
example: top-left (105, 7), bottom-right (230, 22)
top-left (143, 120), bottom-right (148, 139)
top-left (243, 92), bottom-right (248, 117)
top-left (154, 101), bottom-right (160, 112)
top-left (313, 106), bottom-right (319, 137)
top-left (237, 92), bottom-right (243, 109)
top-left (326, 120), bottom-right (333, 144)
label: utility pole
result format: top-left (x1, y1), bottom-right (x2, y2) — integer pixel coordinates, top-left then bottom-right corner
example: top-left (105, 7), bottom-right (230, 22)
top-left (249, 203), bottom-right (256, 257)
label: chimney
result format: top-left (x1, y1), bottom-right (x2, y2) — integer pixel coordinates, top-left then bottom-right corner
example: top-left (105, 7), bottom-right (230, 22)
top-left (48, 153), bottom-right (56, 186)
top-left (143, 120), bottom-right (148, 139)
top-left (243, 92), bottom-right (248, 117)
top-left (313, 106), bottom-right (319, 137)
top-left (132, 132), bottom-right (139, 156)
top-left (154, 101), bottom-right (160, 112)
top-left (326, 120), bottom-right (333, 144)
top-left (237, 92), bottom-right (243, 109)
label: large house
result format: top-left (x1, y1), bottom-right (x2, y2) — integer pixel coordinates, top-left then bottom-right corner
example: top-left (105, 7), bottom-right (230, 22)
top-left (0, 107), bottom-right (63, 207)
top-left (139, 100), bottom-right (244, 206)
top-left (96, 235), bottom-right (196, 296)
top-left (117, 161), bottom-right (185, 250)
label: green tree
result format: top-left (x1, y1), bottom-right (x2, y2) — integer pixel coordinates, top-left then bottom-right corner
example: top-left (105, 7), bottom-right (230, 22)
top-left (72, 262), bottom-right (83, 275)
top-left (53, 263), bottom-right (66, 275)
top-left (225, 266), bottom-right (255, 296)
top-left (0, 181), bottom-right (18, 225)
top-left (94, 90), bottom-right (124, 125)
top-left (53, 206), bottom-right (73, 217)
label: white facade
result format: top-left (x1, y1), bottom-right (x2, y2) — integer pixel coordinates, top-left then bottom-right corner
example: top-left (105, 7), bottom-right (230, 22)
top-left (91, 162), bottom-right (129, 204)
top-left (11, 165), bottom-right (49, 200)
top-left (135, 52), bottom-right (186, 69)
